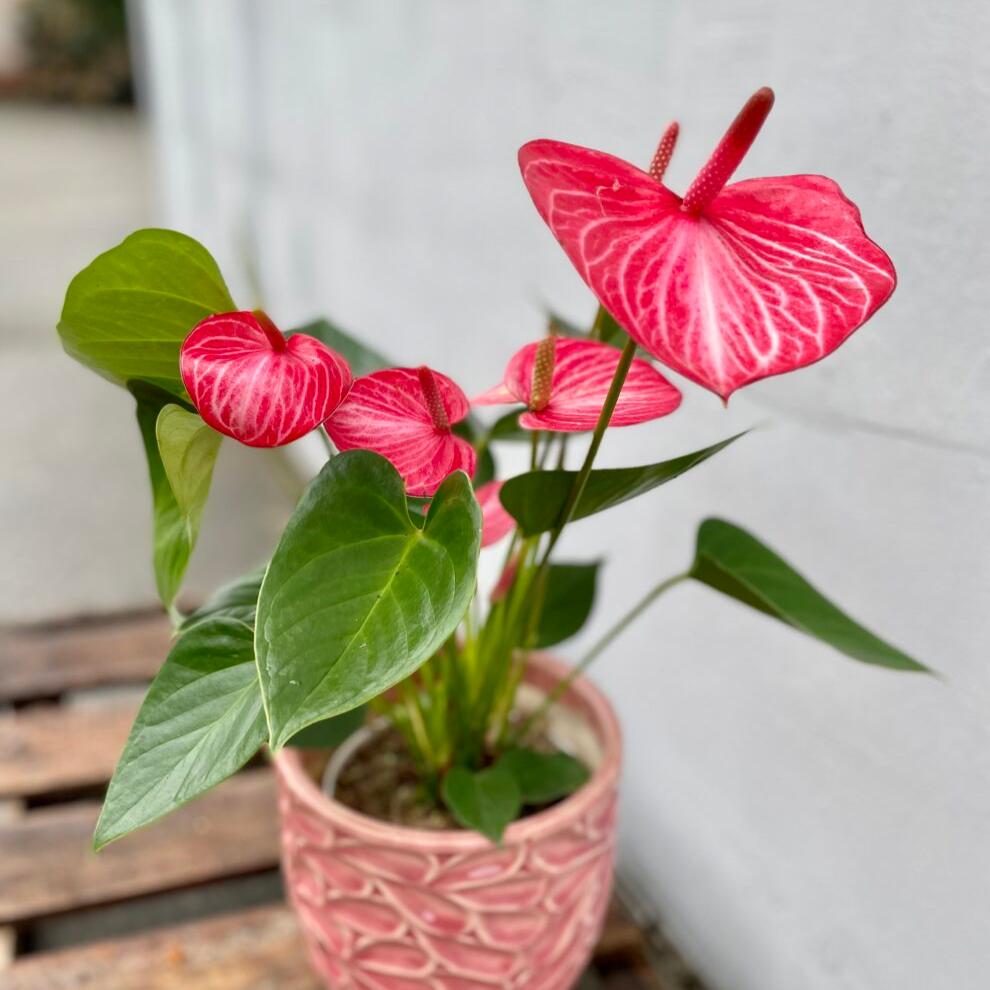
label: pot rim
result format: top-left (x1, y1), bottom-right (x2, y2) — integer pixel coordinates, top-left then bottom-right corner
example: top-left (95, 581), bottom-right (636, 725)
top-left (274, 654), bottom-right (622, 852)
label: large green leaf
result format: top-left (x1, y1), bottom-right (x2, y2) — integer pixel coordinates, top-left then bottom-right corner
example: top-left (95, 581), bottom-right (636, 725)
top-left (131, 383), bottom-right (198, 608)
top-left (256, 450), bottom-right (481, 748)
top-left (58, 228), bottom-right (235, 397)
top-left (94, 616), bottom-right (267, 849)
top-left (535, 562), bottom-right (600, 648)
top-left (690, 519), bottom-right (929, 672)
top-left (501, 433), bottom-right (745, 537)
top-left (442, 765), bottom-right (521, 843)
top-left (178, 566), bottom-right (266, 633)
top-left (295, 317), bottom-right (391, 377)
top-left (497, 747), bottom-right (589, 804)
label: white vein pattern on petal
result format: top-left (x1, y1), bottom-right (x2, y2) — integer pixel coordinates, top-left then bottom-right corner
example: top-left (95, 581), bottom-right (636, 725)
top-left (521, 146), bottom-right (894, 397)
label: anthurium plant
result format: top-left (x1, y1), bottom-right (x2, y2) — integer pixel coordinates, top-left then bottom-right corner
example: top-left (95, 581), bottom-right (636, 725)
top-left (57, 88), bottom-right (926, 847)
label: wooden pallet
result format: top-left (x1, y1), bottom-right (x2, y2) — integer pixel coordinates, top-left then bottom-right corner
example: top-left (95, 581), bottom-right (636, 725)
top-left (0, 610), bottom-right (690, 990)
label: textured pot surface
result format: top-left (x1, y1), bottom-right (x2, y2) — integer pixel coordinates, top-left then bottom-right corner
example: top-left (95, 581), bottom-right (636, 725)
top-left (275, 655), bottom-right (622, 990)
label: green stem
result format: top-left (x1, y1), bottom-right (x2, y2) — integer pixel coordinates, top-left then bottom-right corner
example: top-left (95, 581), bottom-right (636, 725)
top-left (513, 571), bottom-right (689, 743)
top-left (539, 336), bottom-right (637, 564)
top-left (166, 601), bottom-right (184, 632)
top-left (510, 334), bottom-right (639, 702)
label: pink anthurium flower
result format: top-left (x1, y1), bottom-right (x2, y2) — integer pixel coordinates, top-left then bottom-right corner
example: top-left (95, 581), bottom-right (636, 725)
top-left (518, 88), bottom-right (897, 400)
top-left (179, 310), bottom-right (351, 447)
top-left (476, 481), bottom-right (515, 547)
top-left (474, 336), bottom-right (681, 431)
top-left (326, 366), bottom-right (476, 497)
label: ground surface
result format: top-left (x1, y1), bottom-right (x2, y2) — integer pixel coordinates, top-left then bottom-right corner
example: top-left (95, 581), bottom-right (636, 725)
top-left (0, 104), bottom-right (295, 623)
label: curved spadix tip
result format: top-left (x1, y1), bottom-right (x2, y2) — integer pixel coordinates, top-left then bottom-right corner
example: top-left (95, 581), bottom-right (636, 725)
top-left (681, 87), bottom-right (776, 213)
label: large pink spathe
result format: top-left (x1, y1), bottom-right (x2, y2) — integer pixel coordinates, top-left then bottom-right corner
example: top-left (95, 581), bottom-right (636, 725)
top-left (180, 311), bottom-right (351, 447)
top-left (518, 88), bottom-right (897, 400)
top-left (475, 337), bottom-right (680, 431)
top-left (326, 366), bottom-right (476, 497)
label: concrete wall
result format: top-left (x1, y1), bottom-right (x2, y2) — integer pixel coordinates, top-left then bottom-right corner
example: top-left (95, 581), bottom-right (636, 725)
top-left (134, 2), bottom-right (990, 987)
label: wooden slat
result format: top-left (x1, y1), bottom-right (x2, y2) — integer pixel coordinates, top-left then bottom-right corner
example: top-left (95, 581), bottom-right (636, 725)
top-left (1, 898), bottom-right (660, 990)
top-left (0, 703), bottom-right (138, 800)
top-left (0, 770), bottom-right (279, 926)
top-left (0, 611), bottom-right (170, 704)
top-left (1, 904), bottom-right (318, 990)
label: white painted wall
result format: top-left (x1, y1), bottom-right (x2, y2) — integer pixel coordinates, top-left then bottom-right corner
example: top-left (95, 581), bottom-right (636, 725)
top-left (134, 3), bottom-right (990, 987)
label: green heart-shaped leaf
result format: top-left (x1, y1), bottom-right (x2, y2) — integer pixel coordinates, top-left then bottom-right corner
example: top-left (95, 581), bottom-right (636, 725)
top-left (58, 228), bottom-right (235, 397)
top-left (535, 562), bottom-right (600, 648)
top-left (500, 433), bottom-right (745, 537)
top-left (94, 616), bottom-right (267, 849)
top-left (256, 450), bottom-right (481, 748)
top-left (691, 518), bottom-right (930, 673)
top-left (442, 764), bottom-right (521, 843)
top-left (497, 747), bottom-right (589, 804)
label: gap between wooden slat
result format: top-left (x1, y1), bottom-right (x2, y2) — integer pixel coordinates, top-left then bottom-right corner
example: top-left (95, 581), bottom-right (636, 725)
top-left (2, 898), bottom-right (657, 989)
top-left (2, 903), bottom-right (318, 990)
top-left (0, 703), bottom-right (138, 801)
top-left (0, 611), bottom-right (171, 704)
top-left (0, 770), bottom-right (279, 927)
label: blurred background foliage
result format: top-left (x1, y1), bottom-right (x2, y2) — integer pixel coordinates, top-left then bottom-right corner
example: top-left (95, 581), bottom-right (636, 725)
top-left (7, 0), bottom-right (131, 102)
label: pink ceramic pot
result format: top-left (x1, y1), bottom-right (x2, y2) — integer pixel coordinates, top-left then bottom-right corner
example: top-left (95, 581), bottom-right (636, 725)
top-left (274, 656), bottom-right (622, 990)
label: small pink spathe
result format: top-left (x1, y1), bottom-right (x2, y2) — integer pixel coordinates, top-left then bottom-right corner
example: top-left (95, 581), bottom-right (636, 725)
top-left (180, 311), bottom-right (351, 447)
top-left (474, 337), bottom-right (680, 431)
top-left (326, 367), bottom-right (476, 497)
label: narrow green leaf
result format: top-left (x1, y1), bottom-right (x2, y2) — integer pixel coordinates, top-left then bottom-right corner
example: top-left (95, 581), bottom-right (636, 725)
top-left (287, 706), bottom-right (367, 748)
top-left (545, 309), bottom-right (585, 338)
top-left (590, 307), bottom-right (630, 347)
top-left (487, 409), bottom-right (529, 443)
top-left (178, 566), bottom-right (266, 633)
top-left (474, 445), bottom-right (497, 488)
top-left (295, 317), bottom-right (391, 377)
top-left (131, 383), bottom-right (194, 608)
top-left (691, 518), bottom-right (929, 672)
top-left (501, 433), bottom-right (745, 537)
top-left (535, 562), bottom-right (600, 648)
top-left (256, 450), bottom-right (481, 748)
top-left (58, 228), bottom-right (235, 397)
top-left (442, 765), bottom-right (521, 842)
top-left (497, 747), bottom-right (589, 804)
top-left (94, 617), bottom-right (267, 849)
top-left (157, 404), bottom-right (221, 532)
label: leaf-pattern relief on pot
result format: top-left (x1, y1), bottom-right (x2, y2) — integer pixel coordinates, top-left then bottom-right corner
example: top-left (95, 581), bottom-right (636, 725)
top-left (275, 656), bottom-right (622, 990)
